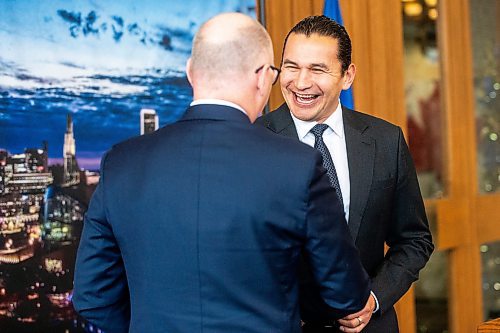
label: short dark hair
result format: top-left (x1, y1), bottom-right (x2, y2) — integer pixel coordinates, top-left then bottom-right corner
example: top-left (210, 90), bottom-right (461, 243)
top-left (282, 15), bottom-right (352, 74)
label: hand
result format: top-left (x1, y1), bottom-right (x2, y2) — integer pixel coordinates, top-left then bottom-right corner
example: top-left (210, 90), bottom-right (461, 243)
top-left (337, 293), bottom-right (376, 332)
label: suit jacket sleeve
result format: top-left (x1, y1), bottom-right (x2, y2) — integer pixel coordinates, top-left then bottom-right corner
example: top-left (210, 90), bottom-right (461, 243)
top-left (304, 154), bottom-right (371, 319)
top-left (73, 152), bottom-right (130, 333)
top-left (371, 128), bottom-right (434, 314)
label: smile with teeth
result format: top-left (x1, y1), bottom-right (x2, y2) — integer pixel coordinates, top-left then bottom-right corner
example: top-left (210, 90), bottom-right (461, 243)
top-left (294, 92), bottom-right (319, 105)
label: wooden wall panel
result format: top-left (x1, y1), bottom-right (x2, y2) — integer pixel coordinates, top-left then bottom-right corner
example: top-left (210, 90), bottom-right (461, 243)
top-left (436, 199), bottom-right (468, 249)
top-left (476, 194), bottom-right (500, 244)
top-left (438, 0), bottom-right (483, 330)
top-left (340, 0), bottom-right (406, 129)
top-left (438, 0), bottom-right (489, 331)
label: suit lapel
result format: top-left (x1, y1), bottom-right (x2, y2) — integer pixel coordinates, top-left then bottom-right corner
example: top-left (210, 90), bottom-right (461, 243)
top-left (261, 104), bottom-right (299, 139)
top-left (262, 104), bottom-right (375, 241)
top-left (343, 108), bottom-right (375, 241)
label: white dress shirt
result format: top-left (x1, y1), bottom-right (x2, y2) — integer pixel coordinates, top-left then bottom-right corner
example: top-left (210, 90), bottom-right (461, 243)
top-left (290, 102), bottom-right (350, 222)
top-left (291, 102), bottom-right (381, 313)
top-left (190, 99), bottom-right (247, 115)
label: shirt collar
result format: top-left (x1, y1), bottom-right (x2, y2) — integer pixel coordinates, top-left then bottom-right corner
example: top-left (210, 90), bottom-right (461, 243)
top-left (290, 101), bottom-right (345, 140)
top-left (190, 99), bottom-right (247, 115)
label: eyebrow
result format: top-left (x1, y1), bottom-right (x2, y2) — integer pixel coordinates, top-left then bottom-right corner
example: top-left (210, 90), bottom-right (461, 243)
top-left (282, 59), bottom-right (329, 70)
top-left (310, 63), bottom-right (329, 70)
top-left (282, 59), bottom-right (298, 66)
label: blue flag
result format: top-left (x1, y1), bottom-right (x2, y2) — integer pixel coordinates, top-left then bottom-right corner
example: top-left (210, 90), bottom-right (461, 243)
top-left (324, 0), bottom-right (355, 109)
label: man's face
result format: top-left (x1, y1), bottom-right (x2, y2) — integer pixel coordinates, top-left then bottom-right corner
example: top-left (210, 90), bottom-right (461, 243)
top-left (280, 33), bottom-right (353, 123)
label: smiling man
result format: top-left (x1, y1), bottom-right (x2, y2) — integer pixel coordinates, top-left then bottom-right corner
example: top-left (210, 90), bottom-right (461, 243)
top-left (280, 33), bottom-right (354, 124)
top-left (257, 15), bottom-right (434, 333)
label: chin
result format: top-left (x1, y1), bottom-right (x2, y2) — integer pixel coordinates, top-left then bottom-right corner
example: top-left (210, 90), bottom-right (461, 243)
top-left (289, 109), bottom-right (316, 122)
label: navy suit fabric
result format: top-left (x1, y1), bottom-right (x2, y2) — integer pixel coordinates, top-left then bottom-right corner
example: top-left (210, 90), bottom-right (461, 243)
top-left (73, 105), bottom-right (371, 333)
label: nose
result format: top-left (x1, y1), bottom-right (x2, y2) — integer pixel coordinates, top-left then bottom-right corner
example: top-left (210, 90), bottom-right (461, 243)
top-left (294, 69), bottom-right (312, 90)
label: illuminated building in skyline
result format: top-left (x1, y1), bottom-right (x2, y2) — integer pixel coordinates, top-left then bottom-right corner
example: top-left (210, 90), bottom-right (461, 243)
top-left (63, 114), bottom-right (80, 187)
top-left (140, 108), bottom-right (159, 135)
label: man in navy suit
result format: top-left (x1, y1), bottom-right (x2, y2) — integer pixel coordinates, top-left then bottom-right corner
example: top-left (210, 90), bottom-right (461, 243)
top-left (257, 16), bottom-right (434, 332)
top-left (73, 13), bottom-right (370, 333)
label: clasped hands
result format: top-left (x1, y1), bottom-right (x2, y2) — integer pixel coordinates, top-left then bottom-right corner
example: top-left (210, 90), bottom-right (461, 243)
top-left (338, 293), bottom-right (376, 332)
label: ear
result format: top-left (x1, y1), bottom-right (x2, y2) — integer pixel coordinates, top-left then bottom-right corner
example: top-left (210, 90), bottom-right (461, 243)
top-left (250, 66), bottom-right (271, 123)
top-left (342, 63), bottom-right (356, 90)
top-left (256, 65), bottom-right (270, 97)
top-left (186, 58), bottom-right (194, 86)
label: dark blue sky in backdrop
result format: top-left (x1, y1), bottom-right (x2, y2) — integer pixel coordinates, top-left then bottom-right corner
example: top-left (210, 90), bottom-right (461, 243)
top-left (0, 0), bottom-right (256, 170)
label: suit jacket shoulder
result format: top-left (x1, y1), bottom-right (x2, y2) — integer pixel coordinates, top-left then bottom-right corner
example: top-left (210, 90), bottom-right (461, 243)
top-left (257, 103), bottom-right (402, 142)
top-left (342, 107), bottom-right (401, 139)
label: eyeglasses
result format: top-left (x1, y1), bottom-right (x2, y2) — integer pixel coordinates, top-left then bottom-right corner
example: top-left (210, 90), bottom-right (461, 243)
top-left (255, 64), bottom-right (281, 85)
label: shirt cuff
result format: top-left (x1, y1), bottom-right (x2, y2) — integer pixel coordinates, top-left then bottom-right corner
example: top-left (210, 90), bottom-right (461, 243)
top-left (370, 291), bottom-right (380, 313)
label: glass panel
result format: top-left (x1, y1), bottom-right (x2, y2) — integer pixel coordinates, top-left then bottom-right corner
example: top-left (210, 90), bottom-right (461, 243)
top-left (470, 0), bottom-right (500, 194)
top-left (403, 0), bottom-right (445, 199)
top-left (415, 204), bottom-right (449, 333)
top-left (480, 241), bottom-right (500, 320)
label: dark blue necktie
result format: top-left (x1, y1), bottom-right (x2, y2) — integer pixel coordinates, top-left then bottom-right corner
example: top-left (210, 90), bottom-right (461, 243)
top-left (310, 124), bottom-right (344, 204)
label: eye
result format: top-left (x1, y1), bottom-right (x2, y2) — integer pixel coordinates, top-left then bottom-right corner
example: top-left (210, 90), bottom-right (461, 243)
top-left (283, 64), bottom-right (299, 71)
top-left (311, 68), bottom-right (326, 74)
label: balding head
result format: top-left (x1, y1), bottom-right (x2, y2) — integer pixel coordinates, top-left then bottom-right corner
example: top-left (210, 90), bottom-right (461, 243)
top-left (190, 13), bottom-right (271, 82)
top-left (186, 13), bottom-right (274, 121)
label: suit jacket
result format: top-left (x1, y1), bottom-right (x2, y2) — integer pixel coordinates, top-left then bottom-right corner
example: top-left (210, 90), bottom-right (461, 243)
top-left (72, 104), bottom-right (371, 333)
top-left (256, 103), bottom-right (434, 332)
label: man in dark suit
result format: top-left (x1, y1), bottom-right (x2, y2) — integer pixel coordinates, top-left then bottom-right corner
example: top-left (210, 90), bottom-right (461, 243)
top-left (72, 13), bottom-right (371, 333)
top-left (257, 16), bottom-right (434, 332)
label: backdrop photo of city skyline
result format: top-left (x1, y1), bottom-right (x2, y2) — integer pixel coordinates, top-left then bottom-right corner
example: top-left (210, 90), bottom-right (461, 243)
top-left (0, 1), bottom-right (256, 331)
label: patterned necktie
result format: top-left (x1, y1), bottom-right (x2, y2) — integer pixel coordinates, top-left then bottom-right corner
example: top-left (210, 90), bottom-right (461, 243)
top-left (310, 124), bottom-right (344, 204)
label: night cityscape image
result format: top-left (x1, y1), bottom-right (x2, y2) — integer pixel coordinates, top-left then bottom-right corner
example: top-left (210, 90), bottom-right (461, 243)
top-left (0, 0), bottom-right (256, 331)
